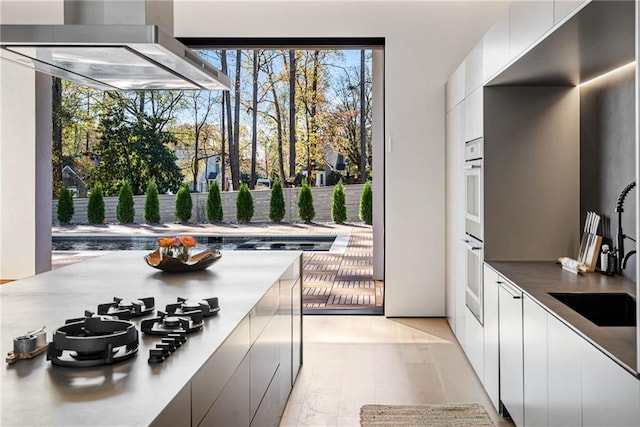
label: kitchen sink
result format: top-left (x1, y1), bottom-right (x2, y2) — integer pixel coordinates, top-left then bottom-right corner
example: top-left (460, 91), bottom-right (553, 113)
top-left (548, 292), bottom-right (637, 327)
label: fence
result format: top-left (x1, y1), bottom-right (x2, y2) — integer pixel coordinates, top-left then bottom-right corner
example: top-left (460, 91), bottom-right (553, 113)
top-left (52, 183), bottom-right (366, 225)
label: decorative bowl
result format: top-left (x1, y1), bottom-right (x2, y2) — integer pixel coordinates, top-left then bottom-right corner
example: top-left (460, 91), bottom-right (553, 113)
top-left (144, 249), bottom-right (222, 272)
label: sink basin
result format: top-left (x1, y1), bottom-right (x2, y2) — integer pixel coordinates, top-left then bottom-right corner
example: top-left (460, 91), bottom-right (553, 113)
top-left (548, 292), bottom-right (637, 327)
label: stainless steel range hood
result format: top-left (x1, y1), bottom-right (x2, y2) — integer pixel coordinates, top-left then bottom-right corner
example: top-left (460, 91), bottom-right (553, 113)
top-left (0, 0), bottom-right (230, 91)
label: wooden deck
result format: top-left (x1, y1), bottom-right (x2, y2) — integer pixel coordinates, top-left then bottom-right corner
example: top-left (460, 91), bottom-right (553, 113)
top-left (303, 228), bottom-right (382, 314)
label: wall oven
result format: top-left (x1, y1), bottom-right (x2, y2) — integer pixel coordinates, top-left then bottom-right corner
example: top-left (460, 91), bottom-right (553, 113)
top-left (464, 137), bottom-right (483, 324)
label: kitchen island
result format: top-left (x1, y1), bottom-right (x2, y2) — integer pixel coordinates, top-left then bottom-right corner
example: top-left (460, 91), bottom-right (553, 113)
top-left (0, 250), bottom-right (302, 427)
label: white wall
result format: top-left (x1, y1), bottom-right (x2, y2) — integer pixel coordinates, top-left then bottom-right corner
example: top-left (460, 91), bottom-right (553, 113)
top-left (174, 0), bottom-right (506, 316)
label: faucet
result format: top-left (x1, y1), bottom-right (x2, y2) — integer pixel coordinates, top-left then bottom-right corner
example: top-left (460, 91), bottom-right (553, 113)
top-left (615, 181), bottom-right (636, 273)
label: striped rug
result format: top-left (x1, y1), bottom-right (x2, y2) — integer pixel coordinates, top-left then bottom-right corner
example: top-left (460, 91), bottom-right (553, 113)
top-left (360, 403), bottom-right (495, 427)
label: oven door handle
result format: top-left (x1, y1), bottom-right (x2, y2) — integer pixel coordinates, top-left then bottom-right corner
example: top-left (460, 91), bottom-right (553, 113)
top-left (463, 164), bottom-right (481, 170)
top-left (461, 239), bottom-right (482, 251)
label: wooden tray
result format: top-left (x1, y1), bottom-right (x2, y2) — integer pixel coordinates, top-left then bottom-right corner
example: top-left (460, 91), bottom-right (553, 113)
top-left (144, 249), bottom-right (222, 273)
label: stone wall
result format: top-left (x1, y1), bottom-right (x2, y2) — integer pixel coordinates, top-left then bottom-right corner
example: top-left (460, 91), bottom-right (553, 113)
top-left (52, 184), bottom-right (367, 224)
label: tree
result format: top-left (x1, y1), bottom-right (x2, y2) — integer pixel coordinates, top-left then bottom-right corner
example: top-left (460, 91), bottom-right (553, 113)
top-left (331, 180), bottom-right (347, 224)
top-left (57, 187), bottom-right (75, 224)
top-left (360, 181), bottom-right (373, 225)
top-left (262, 52), bottom-right (288, 185)
top-left (288, 49), bottom-right (297, 178)
top-left (144, 179), bottom-right (161, 223)
top-left (269, 180), bottom-right (286, 222)
top-left (175, 185), bottom-right (193, 223)
top-left (184, 90), bottom-right (218, 191)
top-left (231, 50), bottom-right (242, 190)
top-left (250, 50), bottom-right (259, 189)
top-left (116, 181), bottom-right (135, 223)
top-left (236, 183), bottom-right (254, 223)
top-left (87, 185), bottom-right (105, 224)
top-left (298, 180), bottom-right (315, 223)
top-left (207, 180), bottom-right (223, 222)
top-left (52, 77), bottom-right (64, 198)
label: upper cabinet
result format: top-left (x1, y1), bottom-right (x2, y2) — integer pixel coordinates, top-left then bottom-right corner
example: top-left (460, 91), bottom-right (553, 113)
top-left (509, 0), bottom-right (554, 59)
top-left (464, 41), bottom-right (483, 97)
top-left (482, 8), bottom-right (510, 83)
top-left (554, 0), bottom-right (586, 24)
top-left (445, 62), bottom-right (465, 112)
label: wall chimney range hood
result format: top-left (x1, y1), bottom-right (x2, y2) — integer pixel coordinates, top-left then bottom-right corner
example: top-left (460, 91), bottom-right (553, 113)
top-left (0, 1), bottom-right (230, 91)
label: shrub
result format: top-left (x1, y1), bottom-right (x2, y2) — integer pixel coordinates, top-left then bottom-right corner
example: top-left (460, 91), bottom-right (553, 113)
top-left (331, 180), bottom-right (347, 224)
top-left (57, 187), bottom-right (75, 224)
top-left (360, 181), bottom-right (373, 225)
top-left (116, 181), bottom-right (135, 223)
top-left (326, 170), bottom-right (343, 186)
top-left (236, 183), bottom-right (254, 223)
top-left (269, 180), bottom-right (286, 223)
top-left (87, 185), bottom-right (105, 224)
top-left (175, 185), bottom-right (193, 223)
top-left (144, 179), bottom-right (161, 223)
top-left (297, 179), bottom-right (315, 223)
top-left (207, 181), bottom-right (223, 222)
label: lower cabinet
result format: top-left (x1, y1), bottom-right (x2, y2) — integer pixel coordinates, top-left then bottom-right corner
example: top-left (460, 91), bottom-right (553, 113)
top-left (547, 314), bottom-right (582, 427)
top-left (582, 340), bottom-right (640, 426)
top-left (482, 265), bottom-right (500, 411)
top-left (200, 355), bottom-right (252, 427)
top-left (498, 279), bottom-right (524, 427)
top-left (523, 296), bottom-right (548, 427)
top-left (465, 306), bottom-right (485, 383)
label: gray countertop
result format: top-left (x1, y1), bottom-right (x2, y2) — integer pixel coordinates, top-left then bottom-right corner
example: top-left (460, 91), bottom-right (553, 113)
top-left (487, 261), bottom-right (637, 375)
top-left (0, 250), bottom-right (301, 427)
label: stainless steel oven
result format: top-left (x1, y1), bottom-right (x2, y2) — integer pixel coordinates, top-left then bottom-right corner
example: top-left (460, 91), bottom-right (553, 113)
top-left (464, 234), bottom-right (483, 324)
top-left (464, 137), bottom-right (483, 324)
top-left (465, 137), bottom-right (483, 241)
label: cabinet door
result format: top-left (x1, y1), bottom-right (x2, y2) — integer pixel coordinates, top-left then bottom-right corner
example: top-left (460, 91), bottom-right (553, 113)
top-left (483, 7), bottom-right (511, 82)
top-left (465, 305), bottom-right (484, 382)
top-left (455, 240), bottom-right (467, 348)
top-left (582, 341), bottom-right (640, 426)
top-left (291, 278), bottom-right (302, 383)
top-left (547, 314), bottom-right (581, 427)
top-left (446, 62), bottom-right (465, 112)
top-left (499, 281), bottom-right (524, 427)
top-left (200, 355), bottom-right (251, 427)
top-left (510, 0), bottom-right (554, 59)
top-left (445, 103), bottom-right (465, 334)
top-left (465, 40), bottom-right (483, 96)
top-left (523, 296), bottom-right (548, 427)
top-left (464, 88), bottom-right (483, 142)
top-left (482, 264), bottom-right (500, 411)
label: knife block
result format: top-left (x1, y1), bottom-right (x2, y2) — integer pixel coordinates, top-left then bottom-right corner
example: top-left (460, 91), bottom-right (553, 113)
top-left (584, 235), bottom-right (602, 273)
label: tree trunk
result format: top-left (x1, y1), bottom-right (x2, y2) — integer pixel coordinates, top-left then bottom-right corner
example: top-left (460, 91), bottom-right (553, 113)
top-left (266, 62), bottom-right (287, 185)
top-left (220, 94), bottom-right (227, 191)
top-left (221, 50), bottom-right (234, 191)
top-left (359, 49), bottom-right (366, 183)
top-left (231, 50), bottom-right (242, 190)
top-left (307, 51), bottom-right (319, 178)
top-left (288, 49), bottom-right (296, 179)
top-left (52, 77), bottom-right (63, 198)
top-left (250, 50), bottom-right (259, 189)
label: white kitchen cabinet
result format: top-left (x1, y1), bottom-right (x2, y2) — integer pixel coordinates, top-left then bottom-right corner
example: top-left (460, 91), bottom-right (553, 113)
top-left (465, 40), bottom-right (483, 96)
top-left (455, 240), bottom-right (467, 349)
top-left (499, 279), bottom-right (524, 427)
top-left (445, 102), bottom-right (466, 340)
top-left (523, 296), bottom-right (548, 427)
top-left (465, 305), bottom-right (485, 382)
top-left (553, 0), bottom-right (585, 24)
top-left (582, 342), bottom-right (640, 426)
top-left (510, 0), bottom-right (554, 59)
top-left (464, 88), bottom-right (483, 142)
top-left (547, 314), bottom-right (582, 427)
top-left (446, 62), bottom-right (465, 112)
top-left (482, 264), bottom-right (500, 411)
top-left (483, 7), bottom-right (511, 83)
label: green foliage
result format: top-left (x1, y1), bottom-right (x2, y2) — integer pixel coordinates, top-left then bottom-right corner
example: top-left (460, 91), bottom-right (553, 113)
top-left (331, 180), bottom-right (347, 224)
top-left (116, 181), bottom-right (135, 223)
top-left (297, 180), bottom-right (315, 223)
top-left (236, 183), bottom-right (254, 223)
top-left (91, 102), bottom-right (183, 196)
top-left (87, 185), bottom-right (105, 224)
top-left (144, 179), bottom-right (161, 223)
top-left (359, 181), bottom-right (373, 225)
top-left (269, 180), bottom-right (286, 223)
top-left (175, 185), bottom-right (193, 223)
top-left (326, 170), bottom-right (343, 186)
top-left (57, 187), bottom-right (75, 224)
top-left (207, 181), bottom-right (223, 222)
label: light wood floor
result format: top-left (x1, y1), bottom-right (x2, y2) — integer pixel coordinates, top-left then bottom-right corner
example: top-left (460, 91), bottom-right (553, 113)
top-left (280, 316), bottom-right (513, 427)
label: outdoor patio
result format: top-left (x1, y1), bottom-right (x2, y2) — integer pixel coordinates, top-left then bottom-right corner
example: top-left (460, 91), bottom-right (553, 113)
top-left (49, 222), bottom-right (382, 314)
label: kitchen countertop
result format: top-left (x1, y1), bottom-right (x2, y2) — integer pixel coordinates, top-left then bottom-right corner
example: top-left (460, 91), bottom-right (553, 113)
top-left (0, 250), bottom-right (301, 426)
top-left (487, 261), bottom-right (637, 375)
